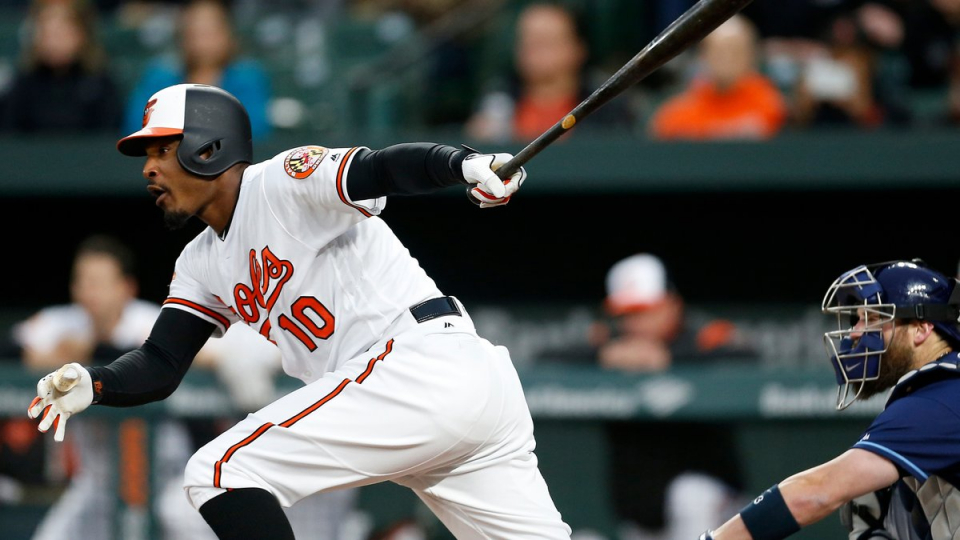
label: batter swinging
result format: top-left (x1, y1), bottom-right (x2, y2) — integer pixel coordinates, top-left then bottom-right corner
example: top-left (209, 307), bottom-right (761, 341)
top-left (27, 83), bottom-right (571, 540)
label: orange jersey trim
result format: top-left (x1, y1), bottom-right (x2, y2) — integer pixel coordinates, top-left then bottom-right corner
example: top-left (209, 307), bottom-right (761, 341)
top-left (163, 298), bottom-right (231, 329)
top-left (356, 338), bottom-right (394, 384)
top-left (213, 422), bottom-right (275, 488)
top-left (210, 339), bottom-right (396, 487)
top-left (279, 378), bottom-right (351, 428)
top-left (335, 147), bottom-right (372, 217)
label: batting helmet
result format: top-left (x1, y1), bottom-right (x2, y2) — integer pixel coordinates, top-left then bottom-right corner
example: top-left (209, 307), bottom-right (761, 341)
top-left (117, 84), bottom-right (253, 178)
top-left (821, 260), bottom-right (960, 409)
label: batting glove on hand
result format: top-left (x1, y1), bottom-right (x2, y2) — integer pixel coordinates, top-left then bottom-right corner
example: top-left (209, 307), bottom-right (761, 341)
top-left (462, 152), bottom-right (527, 208)
top-left (27, 363), bottom-right (93, 442)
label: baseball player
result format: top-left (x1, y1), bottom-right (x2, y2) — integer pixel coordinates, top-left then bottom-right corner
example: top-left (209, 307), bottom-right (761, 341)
top-left (700, 260), bottom-right (960, 540)
top-left (27, 83), bottom-right (571, 539)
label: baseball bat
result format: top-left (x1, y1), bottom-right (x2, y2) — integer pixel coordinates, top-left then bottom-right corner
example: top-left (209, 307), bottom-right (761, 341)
top-left (53, 365), bottom-right (80, 392)
top-left (468, 0), bottom-right (755, 201)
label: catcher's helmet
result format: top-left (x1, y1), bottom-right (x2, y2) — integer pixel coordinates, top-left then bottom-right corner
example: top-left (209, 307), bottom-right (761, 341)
top-left (117, 84), bottom-right (253, 178)
top-left (821, 260), bottom-right (960, 409)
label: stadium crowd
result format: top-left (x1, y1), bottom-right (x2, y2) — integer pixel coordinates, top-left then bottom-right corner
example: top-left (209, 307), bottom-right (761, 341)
top-left (1, 0), bottom-right (960, 137)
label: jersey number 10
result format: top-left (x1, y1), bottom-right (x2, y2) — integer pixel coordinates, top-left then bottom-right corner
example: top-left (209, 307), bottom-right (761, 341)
top-left (277, 296), bottom-right (335, 351)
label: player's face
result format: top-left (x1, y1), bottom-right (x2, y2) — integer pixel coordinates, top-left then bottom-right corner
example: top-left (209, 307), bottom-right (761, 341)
top-left (616, 296), bottom-right (682, 342)
top-left (855, 323), bottom-right (915, 400)
top-left (142, 137), bottom-right (216, 230)
top-left (849, 307), bottom-right (893, 343)
top-left (847, 309), bottom-right (911, 400)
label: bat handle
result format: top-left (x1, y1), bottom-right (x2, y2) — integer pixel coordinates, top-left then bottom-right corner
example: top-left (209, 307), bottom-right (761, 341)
top-left (53, 366), bottom-right (80, 392)
top-left (462, 144), bottom-right (527, 206)
top-left (494, 158), bottom-right (522, 181)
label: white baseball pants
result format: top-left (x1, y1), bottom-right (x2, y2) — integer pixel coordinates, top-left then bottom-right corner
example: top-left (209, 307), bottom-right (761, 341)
top-left (184, 311), bottom-right (571, 539)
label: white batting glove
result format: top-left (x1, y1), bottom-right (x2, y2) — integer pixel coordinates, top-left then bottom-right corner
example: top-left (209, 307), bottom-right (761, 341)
top-left (27, 363), bottom-right (94, 442)
top-left (462, 152), bottom-right (527, 208)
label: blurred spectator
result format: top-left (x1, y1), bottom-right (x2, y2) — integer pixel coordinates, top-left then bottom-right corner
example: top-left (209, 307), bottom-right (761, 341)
top-left (539, 253), bottom-right (758, 540)
top-left (122, 0), bottom-right (271, 139)
top-left (0, 0), bottom-right (121, 133)
top-left (793, 9), bottom-right (890, 128)
top-left (649, 15), bottom-right (786, 140)
top-left (761, 5), bottom-right (915, 128)
top-left (466, 2), bottom-right (634, 143)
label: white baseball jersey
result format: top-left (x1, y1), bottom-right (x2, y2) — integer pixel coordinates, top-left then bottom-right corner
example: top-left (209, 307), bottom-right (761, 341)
top-left (164, 145), bottom-right (442, 383)
top-left (175, 145), bottom-right (572, 538)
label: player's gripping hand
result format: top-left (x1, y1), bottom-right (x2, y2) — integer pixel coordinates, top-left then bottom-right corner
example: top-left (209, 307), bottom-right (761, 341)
top-left (27, 363), bottom-right (94, 442)
top-left (462, 152), bottom-right (527, 208)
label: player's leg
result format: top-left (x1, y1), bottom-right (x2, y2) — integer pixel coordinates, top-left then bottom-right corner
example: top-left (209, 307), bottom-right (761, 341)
top-left (183, 329), bottom-right (505, 536)
top-left (403, 450), bottom-right (571, 539)
top-left (399, 342), bottom-right (571, 539)
top-left (199, 487), bottom-right (295, 539)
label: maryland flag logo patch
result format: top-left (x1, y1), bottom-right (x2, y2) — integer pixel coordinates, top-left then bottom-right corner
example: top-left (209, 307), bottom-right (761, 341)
top-left (284, 146), bottom-right (328, 179)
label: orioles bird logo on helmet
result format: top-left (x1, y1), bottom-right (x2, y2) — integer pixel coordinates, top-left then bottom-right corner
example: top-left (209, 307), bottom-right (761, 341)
top-left (142, 98), bottom-right (157, 128)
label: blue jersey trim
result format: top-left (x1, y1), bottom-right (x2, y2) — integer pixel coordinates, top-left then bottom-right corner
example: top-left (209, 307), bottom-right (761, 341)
top-left (854, 441), bottom-right (928, 481)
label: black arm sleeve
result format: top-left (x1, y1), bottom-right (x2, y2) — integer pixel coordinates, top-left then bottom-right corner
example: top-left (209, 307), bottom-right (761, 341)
top-left (346, 143), bottom-right (471, 200)
top-left (85, 308), bottom-right (216, 407)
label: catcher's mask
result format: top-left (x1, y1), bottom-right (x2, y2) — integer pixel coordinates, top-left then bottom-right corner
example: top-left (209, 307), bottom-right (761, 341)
top-left (822, 260), bottom-right (960, 410)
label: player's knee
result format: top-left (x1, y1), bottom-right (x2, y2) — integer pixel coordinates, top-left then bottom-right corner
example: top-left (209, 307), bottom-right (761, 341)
top-left (184, 484), bottom-right (227, 511)
top-left (183, 448), bottom-right (224, 510)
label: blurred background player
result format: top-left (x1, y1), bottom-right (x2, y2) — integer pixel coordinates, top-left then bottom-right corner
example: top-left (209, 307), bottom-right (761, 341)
top-left (540, 253), bottom-right (758, 540)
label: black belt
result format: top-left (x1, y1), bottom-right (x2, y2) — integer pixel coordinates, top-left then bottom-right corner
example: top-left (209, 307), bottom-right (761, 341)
top-left (409, 296), bottom-right (461, 323)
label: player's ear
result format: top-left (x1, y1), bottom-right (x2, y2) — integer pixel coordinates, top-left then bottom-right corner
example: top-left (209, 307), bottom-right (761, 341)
top-left (913, 321), bottom-right (936, 346)
top-left (198, 142), bottom-right (219, 162)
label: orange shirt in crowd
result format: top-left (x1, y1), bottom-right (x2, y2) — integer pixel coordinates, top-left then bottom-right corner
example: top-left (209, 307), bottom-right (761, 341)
top-left (513, 94), bottom-right (579, 141)
top-left (650, 73), bottom-right (786, 140)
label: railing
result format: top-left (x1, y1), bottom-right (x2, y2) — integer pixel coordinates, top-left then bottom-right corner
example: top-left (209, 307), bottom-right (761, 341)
top-left (2, 130), bottom-right (959, 195)
top-left (0, 362), bottom-right (876, 539)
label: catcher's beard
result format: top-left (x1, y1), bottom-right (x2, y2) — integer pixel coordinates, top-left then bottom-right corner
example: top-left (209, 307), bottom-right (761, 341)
top-left (163, 209), bottom-right (192, 230)
top-left (857, 328), bottom-right (914, 401)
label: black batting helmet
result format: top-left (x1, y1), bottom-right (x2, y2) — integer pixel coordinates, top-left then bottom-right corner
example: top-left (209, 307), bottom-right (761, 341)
top-left (117, 84), bottom-right (253, 178)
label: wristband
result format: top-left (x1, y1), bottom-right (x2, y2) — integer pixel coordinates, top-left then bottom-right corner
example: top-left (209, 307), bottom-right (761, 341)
top-left (740, 485), bottom-right (800, 540)
top-left (86, 367), bottom-right (103, 404)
